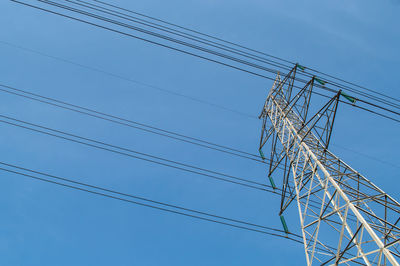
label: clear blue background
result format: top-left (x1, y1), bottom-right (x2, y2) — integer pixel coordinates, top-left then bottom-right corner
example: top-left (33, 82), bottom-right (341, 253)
top-left (0, 0), bottom-right (399, 265)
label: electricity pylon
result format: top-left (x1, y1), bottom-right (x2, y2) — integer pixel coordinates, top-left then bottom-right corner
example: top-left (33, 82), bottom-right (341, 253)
top-left (258, 65), bottom-right (400, 265)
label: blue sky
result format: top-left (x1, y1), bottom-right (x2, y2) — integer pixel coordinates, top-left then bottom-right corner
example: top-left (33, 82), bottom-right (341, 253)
top-left (0, 0), bottom-right (399, 265)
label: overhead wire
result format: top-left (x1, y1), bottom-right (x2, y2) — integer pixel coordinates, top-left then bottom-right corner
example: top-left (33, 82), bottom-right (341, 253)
top-left (87, 0), bottom-right (400, 105)
top-left (1, 53), bottom-right (396, 199)
top-left (0, 163), bottom-right (360, 259)
top-left (311, 90), bottom-right (400, 123)
top-left (1, 44), bottom-right (399, 129)
top-left (0, 113), bottom-right (278, 192)
top-left (12, 0), bottom-right (400, 124)
top-left (3, 1), bottom-right (399, 179)
top-left (0, 161), bottom-right (303, 242)
top-left (0, 85), bottom-right (356, 212)
top-left (0, 109), bottom-right (332, 213)
top-left (0, 39), bottom-right (257, 120)
top-left (3, 41), bottom-right (399, 172)
top-left (0, 56), bottom-right (360, 223)
top-left (0, 83), bottom-right (264, 163)
top-left (68, 0), bottom-right (296, 76)
top-left (34, 0), bottom-right (291, 82)
top-left (40, 0), bottom-right (400, 113)
top-left (91, 0), bottom-right (294, 65)
top-left (1, 159), bottom-right (354, 259)
top-left (72, 0), bottom-right (400, 111)
top-left (27, 1), bottom-right (356, 99)
top-left (7, 84), bottom-right (380, 186)
top-left (10, 0), bottom-right (282, 83)
top-left (0, 160), bottom-right (359, 258)
top-left (6, 0), bottom-right (398, 197)
top-left (0, 3), bottom-right (398, 179)
top-left (0, 112), bottom-right (359, 220)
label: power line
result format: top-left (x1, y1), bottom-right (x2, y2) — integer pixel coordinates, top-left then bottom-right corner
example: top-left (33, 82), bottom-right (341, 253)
top-left (3, 83), bottom-right (397, 189)
top-left (3, 1), bottom-right (399, 175)
top-left (67, 0), bottom-right (296, 78)
top-left (0, 83), bottom-right (263, 163)
top-left (0, 112), bottom-right (358, 219)
top-left (0, 110), bottom-right (333, 213)
top-left (0, 39), bottom-right (256, 119)
top-left (0, 162), bottom-right (303, 242)
top-left (0, 111), bottom-right (334, 213)
top-left (91, 0), bottom-right (294, 65)
top-left (72, 0), bottom-right (400, 111)
top-left (2, 42), bottom-right (400, 128)
top-left (0, 161), bottom-right (356, 258)
top-left (0, 13), bottom-right (397, 171)
top-left (332, 144), bottom-right (400, 170)
top-left (87, 0), bottom-right (400, 105)
top-left (0, 86), bottom-right (335, 216)
top-left (38, 0), bottom-right (294, 83)
top-left (1, 11), bottom-right (398, 170)
top-left (15, 0), bottom-right (277, 80)
top-left (12, 0), bottom-right (400, 124)
top-left (2, 48), bottom-right (398, 172)
top-left (0, 113), bottom-right (278, 192)
top-left (313, 90), bottom-right (400, 123)
top-left (36, 0), bottom-right (400, 113)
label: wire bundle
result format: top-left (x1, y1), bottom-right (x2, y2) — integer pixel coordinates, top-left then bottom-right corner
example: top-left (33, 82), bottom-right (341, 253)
top-left (11, 0), bottom-right (400, 124)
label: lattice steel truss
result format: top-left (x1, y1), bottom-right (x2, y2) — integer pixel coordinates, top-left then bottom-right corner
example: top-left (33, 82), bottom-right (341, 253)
top-left (259, 66), bottom-right (400, 265)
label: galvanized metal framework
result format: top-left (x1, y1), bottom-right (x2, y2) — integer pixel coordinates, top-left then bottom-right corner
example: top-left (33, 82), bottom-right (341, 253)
top-left (259, 66), bottom-right (400, 265)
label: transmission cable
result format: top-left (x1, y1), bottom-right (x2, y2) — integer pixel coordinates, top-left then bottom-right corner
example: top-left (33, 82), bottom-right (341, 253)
top-left (0, 162), bottom-right (303, 242)
top-left (2, 38), bottom-right (399, 127)
top-left (13, 0), bottom-right (400, 122)
top-left (72, 0), bottom-right (400, 110)
top-left (0, 39), bottom-right (256, 120)
top-left (91, 0), bottom-right (294, 65)
top-left (35, 0), bottom-right (288, 81)
top-left (312, 90), bottom-right (400, 123)
top-left (0, 83), bottom-right (264, 163)
top-left (67, 0), bottom-right (295, 76)
top-left (0, 113), bottom-right (280, 192)
top-left (35, 0), bottom-right (400, 112)
top-left (0, 112), bottom-right (359, 218)
top-left (11, 0), bottom-right (282, 82)
top-left (0, 161), bottom-right (358, 258)
top-left (87, 0), bottom-right (400, 105)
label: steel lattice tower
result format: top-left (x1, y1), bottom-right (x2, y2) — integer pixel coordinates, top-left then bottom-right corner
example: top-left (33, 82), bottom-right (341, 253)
top-left (259, 66), bottom-right (400, 265)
